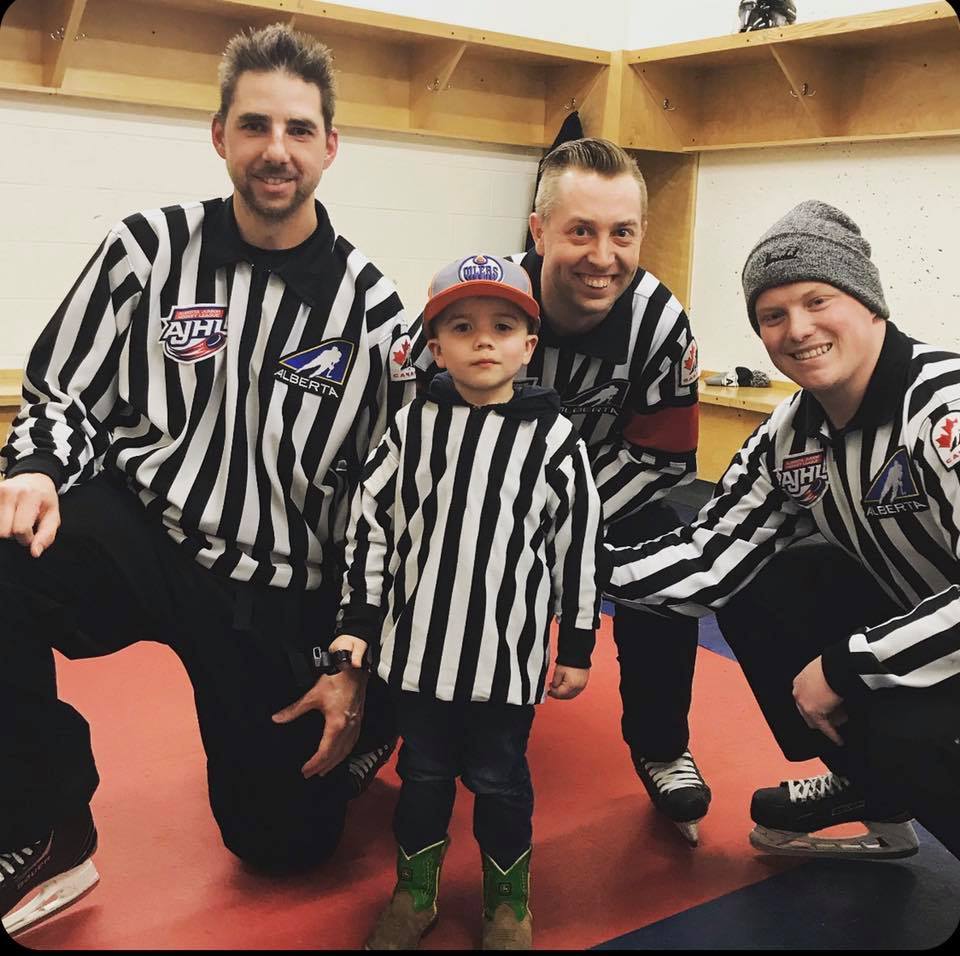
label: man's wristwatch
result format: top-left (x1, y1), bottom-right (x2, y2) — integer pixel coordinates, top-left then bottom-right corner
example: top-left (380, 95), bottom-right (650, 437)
top-left (311, 647), bottom-right (369, 674)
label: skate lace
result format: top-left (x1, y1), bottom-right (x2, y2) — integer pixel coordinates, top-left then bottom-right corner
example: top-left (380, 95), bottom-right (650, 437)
top-left (348, 741), bottom-right (393, 779)
top-left (0, 843), bottom-right (39, 881)
top-left (641, 751), bottom-right (705, 794)
top-left (786, 772), bottom-right (850, 803)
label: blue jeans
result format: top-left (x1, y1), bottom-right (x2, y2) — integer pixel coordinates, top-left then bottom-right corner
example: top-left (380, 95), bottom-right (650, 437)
top-left (393, 691), bottom-right (534, 869)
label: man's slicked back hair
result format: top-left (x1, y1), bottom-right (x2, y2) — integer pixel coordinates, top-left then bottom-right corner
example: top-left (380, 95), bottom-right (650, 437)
top-left (217, 22), bottom-right (337, 132)
top-left (534, 137), bottom-right (648, 224)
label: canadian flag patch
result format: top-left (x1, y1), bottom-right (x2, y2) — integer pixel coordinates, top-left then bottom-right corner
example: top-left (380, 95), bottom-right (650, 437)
top-left (678, 338), bottom-right (699, 387)
top-left (931, 410), bottom-right (960, 469)
top-left (389, 333), bottom-right (416, 382)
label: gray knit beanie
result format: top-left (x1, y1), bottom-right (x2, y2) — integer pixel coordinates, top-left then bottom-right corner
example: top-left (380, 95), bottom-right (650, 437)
top-left (742, 199), bottom-right (888, 334)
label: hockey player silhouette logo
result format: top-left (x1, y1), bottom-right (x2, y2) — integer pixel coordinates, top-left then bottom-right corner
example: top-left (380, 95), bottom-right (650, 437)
top-left (862, 447), bottom-right (928, 517)
top-left (302, 345), bottom-right (343, 378)
top-left (560, 380), bottom-right (630, 415)
top-left (275, 338), bottom-right (356, 397)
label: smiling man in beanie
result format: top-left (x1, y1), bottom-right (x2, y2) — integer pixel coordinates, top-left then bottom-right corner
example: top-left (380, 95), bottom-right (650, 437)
top-left (603, 198), bottom-right (960, 862)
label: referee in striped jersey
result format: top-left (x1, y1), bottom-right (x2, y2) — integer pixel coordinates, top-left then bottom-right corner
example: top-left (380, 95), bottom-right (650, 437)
top-left (411, 139), bottom-right (711, 845)
top-left (0, 24), bottom-right (415, 936)
top-left (607, 200), bottom-right (960, 862)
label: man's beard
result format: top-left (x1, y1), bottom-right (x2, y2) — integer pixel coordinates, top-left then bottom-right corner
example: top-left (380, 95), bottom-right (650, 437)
top-left (237, 177), bottom-right (314, 223)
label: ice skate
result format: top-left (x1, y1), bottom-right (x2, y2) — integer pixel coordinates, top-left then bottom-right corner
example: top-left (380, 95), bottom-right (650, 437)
top-left (635, 750), bottom-right (712, 846)
top-left (749, 771), bottom-right (919, 860)
top-left (348, 736), bottom-right (398, 798)
top-left (1, 806), bottom-right (99, 938)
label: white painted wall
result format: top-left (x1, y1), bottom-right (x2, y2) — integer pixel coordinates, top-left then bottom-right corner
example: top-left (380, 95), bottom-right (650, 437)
top-left (1, 0), bottom-right (955, 380)
top-left (689, 138), bottom-right (960, 378)
top-left (326, 0), bottom-right (628, 49)
top-left (0, 92), bottom-right (540, 370)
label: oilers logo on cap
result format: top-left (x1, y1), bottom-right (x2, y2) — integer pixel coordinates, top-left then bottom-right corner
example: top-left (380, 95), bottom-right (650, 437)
top-left (458, 254), bottom-right (504, 283)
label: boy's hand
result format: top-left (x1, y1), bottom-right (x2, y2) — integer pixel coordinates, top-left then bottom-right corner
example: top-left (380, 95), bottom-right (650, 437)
top-left (329, 634), bottom-right (369, 670)
top-left (547, 665), bottom-right (589, 700)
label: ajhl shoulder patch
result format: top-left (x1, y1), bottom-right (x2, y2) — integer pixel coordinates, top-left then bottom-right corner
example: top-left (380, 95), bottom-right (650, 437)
top-left (777, 449), bottom-right (829, 508)
top-left (159, 304), bottom-right (228, 363)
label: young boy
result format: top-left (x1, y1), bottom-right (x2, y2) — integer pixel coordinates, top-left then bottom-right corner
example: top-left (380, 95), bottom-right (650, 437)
top-left (330, 254), bottom-right (604, 950)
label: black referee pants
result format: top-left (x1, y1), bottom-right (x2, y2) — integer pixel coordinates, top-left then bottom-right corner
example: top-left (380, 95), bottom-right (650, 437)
top-left (607, 503), bottom-right (700, 763)
top-left (0, 473), bottom-right (393, 870)
top-left (716, 540), bottom-right (960, 859)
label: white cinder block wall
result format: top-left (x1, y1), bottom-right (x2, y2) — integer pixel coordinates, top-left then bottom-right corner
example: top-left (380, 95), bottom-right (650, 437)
top-left (0, 93), bottom-right (541, 370)
top-left (2, 0), bottom-right (956, 376)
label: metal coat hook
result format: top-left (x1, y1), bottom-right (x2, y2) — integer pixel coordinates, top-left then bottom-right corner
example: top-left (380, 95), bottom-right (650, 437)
top-left (663, 98), bottom-right (677, 111)
top-left (426, 78), bottom-right (451, 92)
top-left (563, 97), bottom-right (577, 111)
top-left (49, 26), bottom-right (85, 41)
top-left (789, 82), bottom-right (816, 97)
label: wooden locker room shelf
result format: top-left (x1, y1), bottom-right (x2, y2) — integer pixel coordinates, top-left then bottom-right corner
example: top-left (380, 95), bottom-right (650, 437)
top-left (0, 370), bottom-right (22, 446)
top-left (619, 3), bottom-right (960, 152)
top-left (697, 371), bottom-right (799, 483)
top-left (0, 0), bottom-right (612, 148)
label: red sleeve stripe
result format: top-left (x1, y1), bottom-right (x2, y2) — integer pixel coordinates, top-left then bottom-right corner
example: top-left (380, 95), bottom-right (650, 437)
top-left (622, 404), bottom-right (699, 453)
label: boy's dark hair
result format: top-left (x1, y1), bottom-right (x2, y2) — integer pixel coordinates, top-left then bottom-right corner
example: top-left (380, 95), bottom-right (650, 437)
top-left (217, 23), bottom-right (337, 132)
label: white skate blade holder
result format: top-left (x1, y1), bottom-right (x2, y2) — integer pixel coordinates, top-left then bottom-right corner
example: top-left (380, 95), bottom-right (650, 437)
top-left (749, 819), bottom-right (919, 860)
top-left (2, 858), bottom-right (100, 937)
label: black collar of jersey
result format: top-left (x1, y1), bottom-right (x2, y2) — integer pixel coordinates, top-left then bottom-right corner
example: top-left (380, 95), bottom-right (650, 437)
top-left (199, 197), bottom-right (337, 307)
top-left (426, 370), bottom-right (561, 421)
top-left (518, 249), bottom-right (641, 362)
top-left (795, 320), bottom-right (913, 439)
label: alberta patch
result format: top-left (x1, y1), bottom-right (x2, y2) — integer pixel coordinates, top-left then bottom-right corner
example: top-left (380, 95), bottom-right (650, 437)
top-left (862, 447), bottom-right (928, 518)
top-left (677, 338), bottom-right (699, 387)
top-left (561, 380), bottom-right (630, 416)
top-left (931, 411), bottom-right (960, 469)
top-left (275, 338), bottom-right (356, 398)
top-left (159, 304), bottom-right (228, 363)
top-left (389, 333), bottom-right (416, 382)
top-left (777, 449), bottom-right (829, 508)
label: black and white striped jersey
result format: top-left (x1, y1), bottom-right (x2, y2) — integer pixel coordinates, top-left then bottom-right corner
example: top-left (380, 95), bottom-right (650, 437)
top-left (338, 374), bottom-right (604, 705)
top-left (412, 250), bottom-right (699, 528)
top-left (607, 323), bottom-right (960, 694)
top-left (0, 198), bottom-right (415, 589)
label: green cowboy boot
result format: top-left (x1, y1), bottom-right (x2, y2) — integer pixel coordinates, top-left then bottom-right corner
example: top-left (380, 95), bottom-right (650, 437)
top-left (480, 847), bottom-right (533, 950)
top-left (364, 837), bottom-right (450, 951)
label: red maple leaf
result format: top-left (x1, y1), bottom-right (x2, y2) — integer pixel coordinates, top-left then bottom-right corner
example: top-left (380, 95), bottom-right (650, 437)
top-left (393, 340), bottom-right (411, 365)
top-left (683, 342), bottom-right (697, 372)
top-left (936, 415), bottom-right (958, 450)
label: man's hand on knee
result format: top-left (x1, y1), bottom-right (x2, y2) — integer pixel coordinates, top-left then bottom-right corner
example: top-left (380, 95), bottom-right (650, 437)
top-left (0, 473), bottom-right (60, 557)
top-left (271, 668), bottom-right (370, 779)
top-left (792, 655), bottom-right (846, 746)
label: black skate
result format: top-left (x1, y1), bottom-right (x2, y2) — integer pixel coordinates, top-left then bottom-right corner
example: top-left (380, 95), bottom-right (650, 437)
top-left (750, 771), bottom-right (918, 860)
top-left (635, 750), bottom-right (712, 846)
top-left (1, 806), bottom-right (99, 938)
top-left (348, 736), bottom-right (398, 798)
